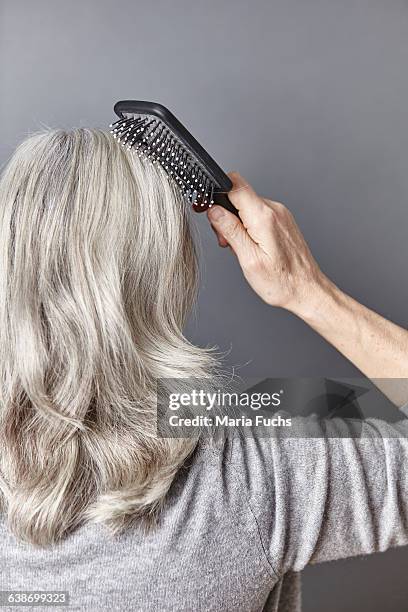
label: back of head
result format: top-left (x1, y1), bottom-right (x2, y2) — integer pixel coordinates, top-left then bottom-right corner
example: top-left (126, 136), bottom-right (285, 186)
top-left (0, 128), bottom-right (215, 546)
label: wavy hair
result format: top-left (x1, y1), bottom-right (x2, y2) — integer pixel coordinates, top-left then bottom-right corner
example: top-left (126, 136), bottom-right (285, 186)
top-left (0, 128), bottom-right (218, 546)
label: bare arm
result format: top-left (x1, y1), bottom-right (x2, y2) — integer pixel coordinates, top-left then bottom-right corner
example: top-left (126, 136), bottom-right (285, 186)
top-left (300, 278), bottom-right (408, 405)
top-left (207, 172), bottom-right (408, 406)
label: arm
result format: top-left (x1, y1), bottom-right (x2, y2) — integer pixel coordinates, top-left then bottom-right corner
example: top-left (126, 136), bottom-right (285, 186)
top-left (207, 172), bottom-right (408, 406)
top-left (300, 279), bottom-right (408, 406)
top-left (208, 174), bottom-right (408, 570)
top-left (230, 418), bottom-right (408, 573)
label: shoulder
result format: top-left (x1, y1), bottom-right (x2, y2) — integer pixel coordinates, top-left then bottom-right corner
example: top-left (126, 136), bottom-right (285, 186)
top-left (191, 431), bottom-right (278, 508)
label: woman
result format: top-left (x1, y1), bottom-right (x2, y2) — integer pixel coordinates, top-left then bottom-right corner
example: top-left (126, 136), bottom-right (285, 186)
top-left (0, 128), bottom-right (407, 612)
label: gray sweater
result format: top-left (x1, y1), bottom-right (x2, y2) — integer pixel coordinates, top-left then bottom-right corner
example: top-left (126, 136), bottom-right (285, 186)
top-left (1, 414), bottom-right (408, 611)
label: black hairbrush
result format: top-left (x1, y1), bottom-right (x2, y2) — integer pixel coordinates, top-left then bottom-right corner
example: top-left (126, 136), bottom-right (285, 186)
top-left (110, 100), bottom-right (237, 215)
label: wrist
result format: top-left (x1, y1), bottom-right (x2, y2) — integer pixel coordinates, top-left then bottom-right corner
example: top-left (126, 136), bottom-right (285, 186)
top-left (288, 273), bottom-right (350, 330)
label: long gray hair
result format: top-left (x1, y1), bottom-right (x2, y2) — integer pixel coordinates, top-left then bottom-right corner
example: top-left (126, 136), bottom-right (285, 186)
top-left (0, 128), bottom-right (217, 546)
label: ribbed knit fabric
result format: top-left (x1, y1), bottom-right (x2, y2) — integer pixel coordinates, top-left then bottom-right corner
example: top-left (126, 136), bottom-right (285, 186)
top-left (1, 413), bottom-right (408, 611)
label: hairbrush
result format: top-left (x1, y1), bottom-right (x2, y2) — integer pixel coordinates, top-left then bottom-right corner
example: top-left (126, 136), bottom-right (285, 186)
top-left (110, 100), bottom-right (238, 215)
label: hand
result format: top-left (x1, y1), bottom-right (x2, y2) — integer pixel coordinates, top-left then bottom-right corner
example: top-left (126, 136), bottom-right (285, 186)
top-left (207, 172), bottom-right (327, 316)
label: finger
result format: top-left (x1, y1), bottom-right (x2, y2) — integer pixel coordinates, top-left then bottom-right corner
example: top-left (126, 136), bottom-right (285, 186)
top-left (209, 220), bottom-right (229, 247)
top-left (227, 172), bottom-right (266, 217)
top-left (207, 205), bottom-right (256, 263)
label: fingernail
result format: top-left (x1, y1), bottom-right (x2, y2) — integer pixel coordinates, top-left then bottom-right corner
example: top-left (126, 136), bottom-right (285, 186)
top-left (208, 206), bottom-right (225, 221)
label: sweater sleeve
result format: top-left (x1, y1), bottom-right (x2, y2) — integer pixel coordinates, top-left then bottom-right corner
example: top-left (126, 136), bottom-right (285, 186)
top-left (229, 415), bottom-right (408, 576)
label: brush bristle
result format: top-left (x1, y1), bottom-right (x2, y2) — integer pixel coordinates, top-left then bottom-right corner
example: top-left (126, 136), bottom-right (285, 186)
top-left (110, 115), bottom-right (215, 210)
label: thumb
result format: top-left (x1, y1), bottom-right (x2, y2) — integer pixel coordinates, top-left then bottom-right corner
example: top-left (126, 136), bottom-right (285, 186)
top-left (207, 205), bottom-right (255, 260)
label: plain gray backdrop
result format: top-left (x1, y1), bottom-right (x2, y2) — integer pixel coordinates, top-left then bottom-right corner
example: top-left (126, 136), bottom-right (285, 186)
top-left (1, 1), bottom-right (408, 610)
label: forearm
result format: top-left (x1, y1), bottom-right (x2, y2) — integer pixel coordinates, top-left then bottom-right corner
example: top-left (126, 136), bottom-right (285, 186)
top-left (292, 275), bottom-right (408, 406)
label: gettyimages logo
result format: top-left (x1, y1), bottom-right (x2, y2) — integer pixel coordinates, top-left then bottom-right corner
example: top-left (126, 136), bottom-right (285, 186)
top-left (167, 388), bottom-right (284, 411)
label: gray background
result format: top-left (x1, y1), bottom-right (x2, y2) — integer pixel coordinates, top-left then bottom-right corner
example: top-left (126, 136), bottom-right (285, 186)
top-left (1, 0), bottom-right (408, 609)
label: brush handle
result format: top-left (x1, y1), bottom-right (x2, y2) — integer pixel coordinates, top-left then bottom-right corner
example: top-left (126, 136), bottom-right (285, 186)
top-left (213, 191), bottom-right (239, 216)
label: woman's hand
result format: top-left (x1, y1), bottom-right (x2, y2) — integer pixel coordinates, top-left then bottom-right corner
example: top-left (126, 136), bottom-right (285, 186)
top-left (207, 172), bottom-right (408, 406)
top-left (207, 172), bottom-right (327, 316)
